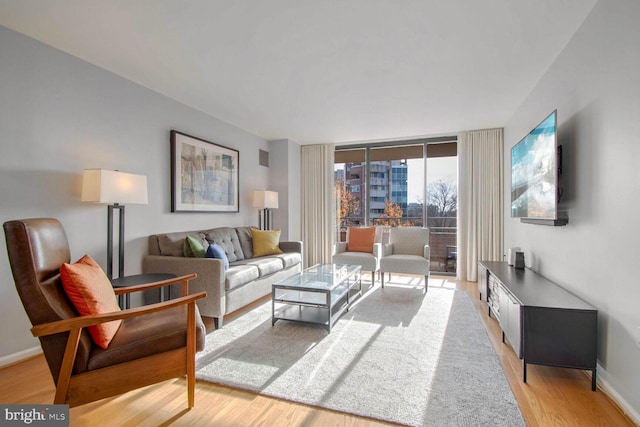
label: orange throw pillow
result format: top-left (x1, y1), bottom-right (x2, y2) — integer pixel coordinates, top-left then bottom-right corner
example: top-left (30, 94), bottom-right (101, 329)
top-left (347, 227), bottom-right (376, 253)
top-left (60, 254), bottom-right (122, 349)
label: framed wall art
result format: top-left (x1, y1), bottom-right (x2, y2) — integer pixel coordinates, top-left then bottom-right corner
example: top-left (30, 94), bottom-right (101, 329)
top-left (171, 130), bottom-right (239, 212)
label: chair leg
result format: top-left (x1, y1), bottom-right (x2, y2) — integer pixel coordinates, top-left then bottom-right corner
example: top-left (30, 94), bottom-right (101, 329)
top-left (187, 302), bottom-right (196, 409)
top-left (214, 317), bottom-right (223, 329)
top-left (381, 271), bottom-right (385, 288)
top-left (424, 275), bottom-right (428, 293)
top-left (187, 368), bottom-right (195, 408)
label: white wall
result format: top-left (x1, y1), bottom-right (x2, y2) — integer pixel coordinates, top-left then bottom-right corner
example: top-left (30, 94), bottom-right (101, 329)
top-left (0, 25), bottom-right (274, 361)
top-left (504, 0), bottom-right (640, 419)
top-left (270, 139), bottom-right (302, 241)
top-left (287, 141), bottom-right (302, 242)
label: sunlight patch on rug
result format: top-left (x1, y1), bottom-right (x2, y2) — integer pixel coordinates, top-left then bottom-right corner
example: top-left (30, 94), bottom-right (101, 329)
top-left (196, 286), bottom-right (524, 427)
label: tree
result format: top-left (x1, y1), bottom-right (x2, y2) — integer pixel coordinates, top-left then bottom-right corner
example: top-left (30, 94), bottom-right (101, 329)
top-left (335, 180), bottom-right (360, 227)
top-left (427, 179), bottom-right (457, 228)
top-left (375, 199), bottom-right (412, 227)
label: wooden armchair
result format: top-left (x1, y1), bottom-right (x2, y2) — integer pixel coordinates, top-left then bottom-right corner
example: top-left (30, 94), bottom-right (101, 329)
top-left (3, 218), bottom-right (207, 408)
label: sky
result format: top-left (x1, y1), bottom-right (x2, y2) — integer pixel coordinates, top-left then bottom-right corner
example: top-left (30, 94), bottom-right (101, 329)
top-left (407, 157), bottom-right (457, 203)
top-left (335, 156), bottom-right (458, 204)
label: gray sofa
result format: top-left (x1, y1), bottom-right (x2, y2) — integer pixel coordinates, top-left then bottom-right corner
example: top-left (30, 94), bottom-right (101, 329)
top-left (143, 226), bottom-right (302, 328)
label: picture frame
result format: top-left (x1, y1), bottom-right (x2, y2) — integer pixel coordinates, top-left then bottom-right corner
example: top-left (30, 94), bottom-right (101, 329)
top-left (171, 130), bottom-right (239, 212)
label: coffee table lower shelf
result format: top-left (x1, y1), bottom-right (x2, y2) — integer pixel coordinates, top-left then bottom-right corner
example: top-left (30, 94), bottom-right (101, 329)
top-left (272, 303), bottom-right (349, 332)
top-left (271, 264), bottom-right (362, 333)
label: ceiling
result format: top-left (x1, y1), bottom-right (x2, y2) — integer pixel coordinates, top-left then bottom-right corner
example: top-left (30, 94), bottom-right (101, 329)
top-left (0, 0), bottom-right (597, 145)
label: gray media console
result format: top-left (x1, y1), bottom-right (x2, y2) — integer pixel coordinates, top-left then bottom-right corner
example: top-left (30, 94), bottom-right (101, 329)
top-left (478, 261), bottom-right (598, 391)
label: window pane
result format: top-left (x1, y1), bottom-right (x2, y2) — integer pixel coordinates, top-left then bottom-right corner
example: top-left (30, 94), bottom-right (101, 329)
top-left (335, 157), bottom-right (364, 242)
top-left (369, 145), bottom-right (424, 227)
top-left (426, 155), bottom-right (457, 274)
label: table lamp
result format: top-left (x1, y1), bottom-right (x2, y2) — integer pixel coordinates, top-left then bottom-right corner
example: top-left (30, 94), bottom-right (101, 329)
top-left (252, 190), bottom-right (278, 230)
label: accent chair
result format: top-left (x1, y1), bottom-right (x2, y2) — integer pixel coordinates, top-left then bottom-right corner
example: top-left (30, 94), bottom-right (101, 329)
top-left (332, 226), bottom-right (382, 284)
top-left (3, 218), bottom-right (207, 408)
top-left (380, 227), bottom-right (430, 293)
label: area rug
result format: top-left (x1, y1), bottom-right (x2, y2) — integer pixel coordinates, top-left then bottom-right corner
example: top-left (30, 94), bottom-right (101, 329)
top-left (196, 285), bottom-right (525, 427)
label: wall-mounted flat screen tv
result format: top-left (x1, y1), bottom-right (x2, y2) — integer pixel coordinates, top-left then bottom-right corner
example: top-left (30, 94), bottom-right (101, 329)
top-left (511, 110), bottom-right (558, 219)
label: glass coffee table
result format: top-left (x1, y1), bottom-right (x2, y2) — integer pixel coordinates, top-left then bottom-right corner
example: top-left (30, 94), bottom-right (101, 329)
top-left (272, 264), bottom-right (362, 332)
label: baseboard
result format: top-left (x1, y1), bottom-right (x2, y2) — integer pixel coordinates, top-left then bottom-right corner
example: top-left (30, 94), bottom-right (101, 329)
top-left (590, 364), bottom-right (640, 425)
top-left (0, 346), bottom-right (42, 368)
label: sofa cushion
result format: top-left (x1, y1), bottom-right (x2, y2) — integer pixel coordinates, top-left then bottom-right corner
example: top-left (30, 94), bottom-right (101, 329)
top-left (204, 227), bottom-right (245, 262)
top-left (270, 252), bottom-right (302, 269)
top-left (88, 303), bottom-right (206, 371)
top-left (225, 265), bottom-right (260, 290)
top-left (380, 254), bottom-right (429, 276)
top-left (158, 232), bottom-right (195, 256)
top-left (333, 251), bottom-right (377, 272)
top-left (234, 257), bottom-right (283, 277)
top-left (235, 227), bottom-right (254, 259)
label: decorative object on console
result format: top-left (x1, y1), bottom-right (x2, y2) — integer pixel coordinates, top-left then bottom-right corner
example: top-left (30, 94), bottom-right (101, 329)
top-left (508, 247), bottom-right (521, 266)
top-left (170, 130), bottom-right (239, 213)
top-left (81, 169), bottom-right (148, 280)
top-left (514, 252), bottom-right (525, 269)
top-left (252, 190), bottom-right (278, 230)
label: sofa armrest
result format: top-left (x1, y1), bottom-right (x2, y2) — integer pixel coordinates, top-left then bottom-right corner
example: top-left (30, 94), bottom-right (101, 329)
top-left (424, 245), bottom-right (430, 260)
top-left (279, 240), bottom-right (302, 254)
top-left (143, 255), bottom-right (226, 319)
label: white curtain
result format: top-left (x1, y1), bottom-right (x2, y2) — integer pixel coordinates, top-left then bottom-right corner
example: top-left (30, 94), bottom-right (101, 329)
top-left (457, 129), bottom-right (503, 281)
top-left (301, 144), bottom-right (335, 268)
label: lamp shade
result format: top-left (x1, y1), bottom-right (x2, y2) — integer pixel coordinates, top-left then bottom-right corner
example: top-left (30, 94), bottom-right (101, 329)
top-left (81, 169), bottom-right (148, 204)
top-left (252, 190), bottom-right (278, 209)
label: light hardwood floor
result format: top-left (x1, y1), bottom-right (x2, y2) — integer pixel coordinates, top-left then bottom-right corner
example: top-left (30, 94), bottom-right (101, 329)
top-left (0, 276), bottom-right (635, 426)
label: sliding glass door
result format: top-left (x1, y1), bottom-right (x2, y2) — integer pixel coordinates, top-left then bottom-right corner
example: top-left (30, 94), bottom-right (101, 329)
top-left (335, 139), bottom-right (457, 275)
top-left (426, 151), bottom-right (457, 274)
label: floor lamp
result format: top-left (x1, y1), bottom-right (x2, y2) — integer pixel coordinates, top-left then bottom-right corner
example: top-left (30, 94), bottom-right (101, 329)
top-left (252, 190), bottom-right (278, 230)
top-left (81, 169), bottom-right (148, 280)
